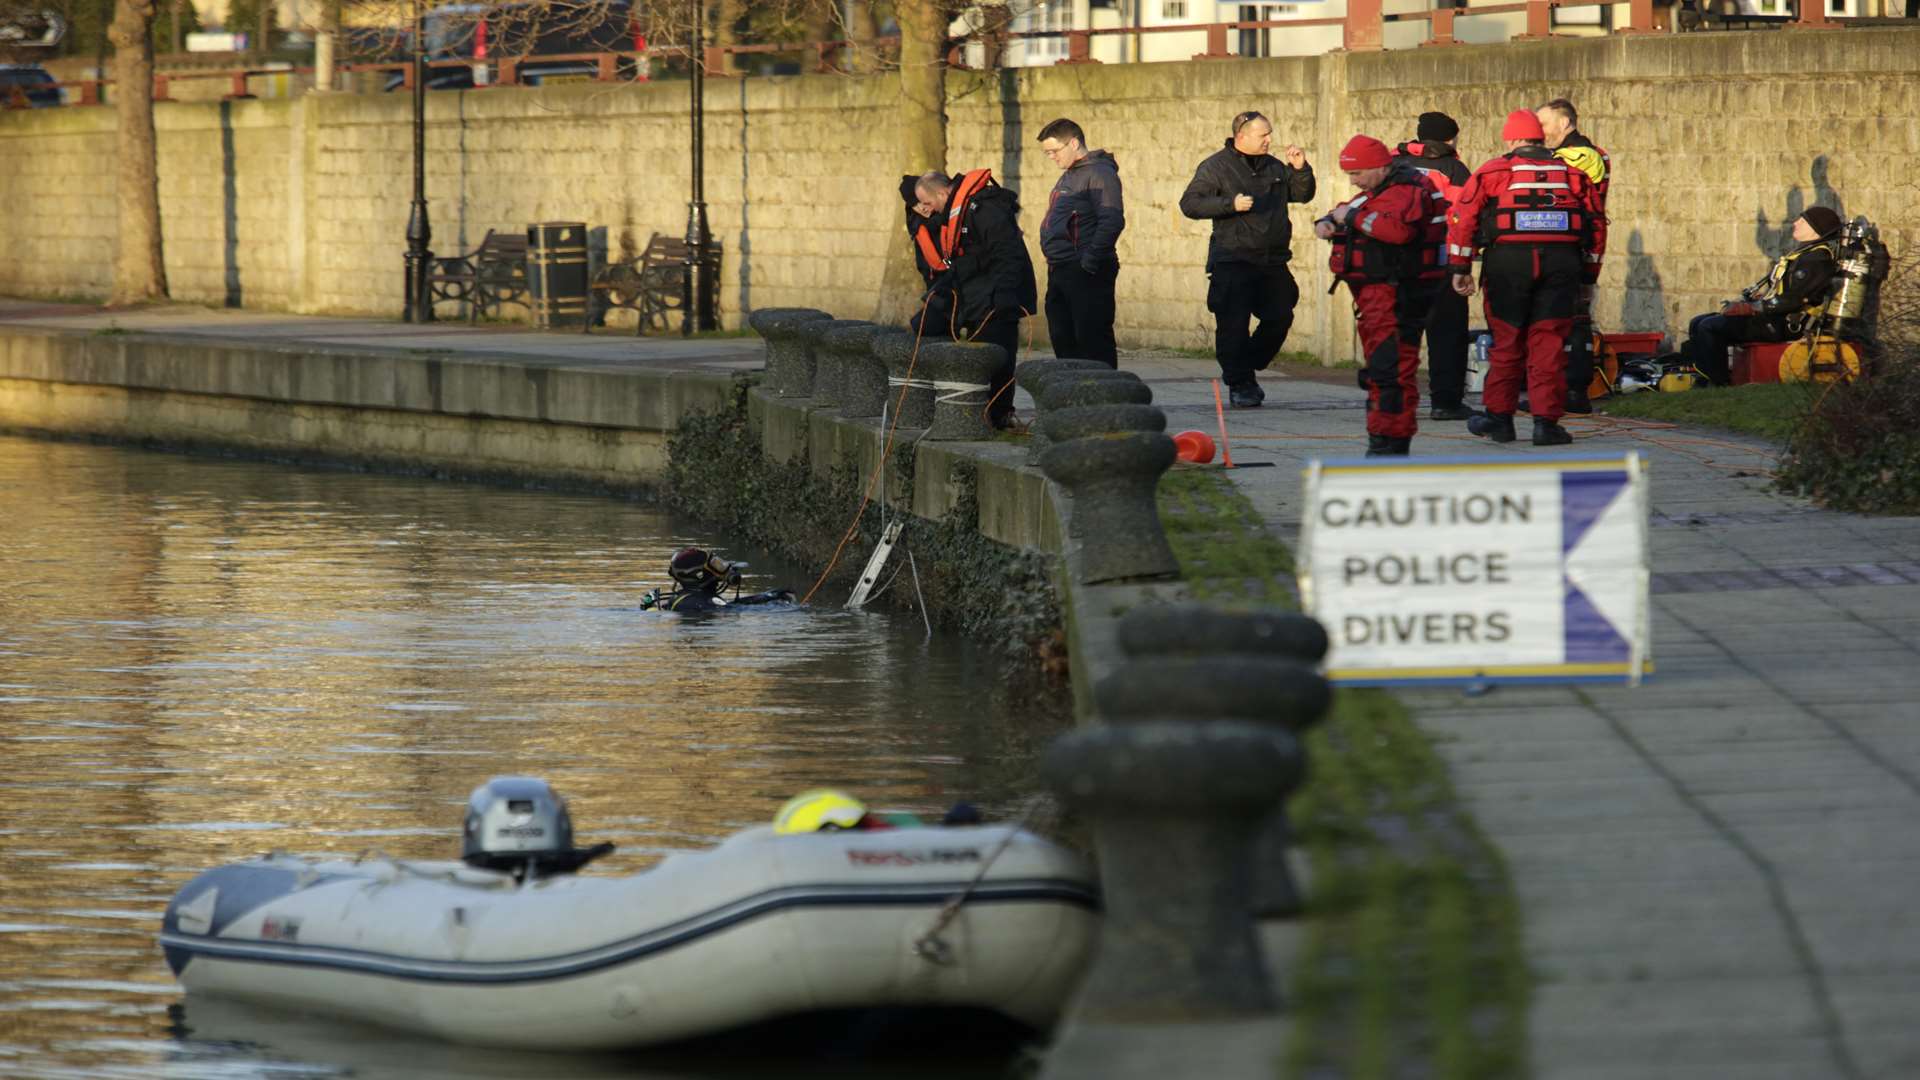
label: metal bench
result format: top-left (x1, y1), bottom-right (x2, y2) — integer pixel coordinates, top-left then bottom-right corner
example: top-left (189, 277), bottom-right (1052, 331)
top-left (586, 232), bottom-right (723, 335)
top-left (428, 229), bottom-right (531, 323)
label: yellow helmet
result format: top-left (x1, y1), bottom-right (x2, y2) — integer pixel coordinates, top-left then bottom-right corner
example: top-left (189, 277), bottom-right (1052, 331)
top-left (773, 789), bottom-right (868, 835)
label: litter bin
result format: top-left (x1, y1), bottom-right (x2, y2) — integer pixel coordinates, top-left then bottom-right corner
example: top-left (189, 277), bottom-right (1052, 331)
top-left (527, 222), bottom-right (589, 329)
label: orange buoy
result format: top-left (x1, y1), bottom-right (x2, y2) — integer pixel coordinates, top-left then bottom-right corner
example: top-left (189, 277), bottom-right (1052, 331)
top-left (1173, 430), bottom-right (1217, 465)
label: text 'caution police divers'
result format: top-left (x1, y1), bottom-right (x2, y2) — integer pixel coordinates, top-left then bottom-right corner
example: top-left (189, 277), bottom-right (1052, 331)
top-left (1299, 454), bottom-right (1652, 687)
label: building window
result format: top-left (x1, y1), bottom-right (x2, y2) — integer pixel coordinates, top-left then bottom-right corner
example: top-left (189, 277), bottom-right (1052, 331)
top-left (1162, 1), bottom-right (1186, 19)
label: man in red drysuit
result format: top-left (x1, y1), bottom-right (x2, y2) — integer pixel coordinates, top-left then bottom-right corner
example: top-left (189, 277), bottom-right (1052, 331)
top-left (1314, 134), bottom-right (1450, 457)
top-left (1446, 110), bottom-right (1606, 447)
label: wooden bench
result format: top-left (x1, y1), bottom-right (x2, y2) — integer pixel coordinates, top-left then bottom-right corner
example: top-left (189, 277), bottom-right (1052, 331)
top-left (586, 232), bottom-right (723, 336)
top-left (428, 229), bottom-right (531, 323)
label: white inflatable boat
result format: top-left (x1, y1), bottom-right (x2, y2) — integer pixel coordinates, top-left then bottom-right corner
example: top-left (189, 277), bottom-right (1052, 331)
top-left (159, 824), bottom-right (1098, 1051)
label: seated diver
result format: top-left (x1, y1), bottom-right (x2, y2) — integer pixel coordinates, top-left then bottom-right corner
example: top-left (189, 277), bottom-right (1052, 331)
top-left (639, 546), bottom-right (794, 613)
top-left (1682, 206), bottom-right (1842, 386)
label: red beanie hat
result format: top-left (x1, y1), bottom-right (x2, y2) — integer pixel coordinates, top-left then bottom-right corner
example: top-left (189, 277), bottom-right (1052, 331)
top-left (1501, 109), bottom-right (1545, 141)
top-left (1338, 134), bottom-right (1392, 171)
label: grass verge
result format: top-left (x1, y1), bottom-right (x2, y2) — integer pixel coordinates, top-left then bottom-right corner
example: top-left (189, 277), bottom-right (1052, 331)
top-left (1597, 383), bottom-right (1811, 443)
top-left (1157, 467), bottom-right (1531, 1080)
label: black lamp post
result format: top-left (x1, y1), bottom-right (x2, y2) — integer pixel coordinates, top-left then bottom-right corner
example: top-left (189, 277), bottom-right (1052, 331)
top-left (402, 0), bottom-right (434, 323)
top-left (682, 0), bottom-right (715, 335)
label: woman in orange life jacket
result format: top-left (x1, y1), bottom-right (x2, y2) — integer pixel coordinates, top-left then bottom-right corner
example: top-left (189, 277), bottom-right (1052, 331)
top-left (1314, 134), bottom-right (1449, 458)
top-left (898, 170), bottom-right (1039, 429)
top-left (1445, 110), bottom-right (1606, 448)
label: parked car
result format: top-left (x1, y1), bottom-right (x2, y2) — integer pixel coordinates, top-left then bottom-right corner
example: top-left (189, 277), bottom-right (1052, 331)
top-left (0, 64), bottom-right (61, 108)
top-left (372, 1), bottom-right (649, 91)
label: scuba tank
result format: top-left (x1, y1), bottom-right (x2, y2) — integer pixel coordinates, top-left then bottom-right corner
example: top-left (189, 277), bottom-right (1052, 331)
top-left (1821, 215), bottom-right (1889, 341)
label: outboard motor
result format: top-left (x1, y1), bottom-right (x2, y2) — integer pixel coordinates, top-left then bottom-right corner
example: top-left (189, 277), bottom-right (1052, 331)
top-left (462, 776), bottom-right (614, 882)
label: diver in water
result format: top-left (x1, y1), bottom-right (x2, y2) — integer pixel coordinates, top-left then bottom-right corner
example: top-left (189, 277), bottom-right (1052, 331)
top-left (639, 547), bottom-right (795, 614)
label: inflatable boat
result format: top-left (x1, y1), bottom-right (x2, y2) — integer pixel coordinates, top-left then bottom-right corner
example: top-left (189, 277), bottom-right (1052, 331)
top-left (159, 823), bottom-right (1098, 1050)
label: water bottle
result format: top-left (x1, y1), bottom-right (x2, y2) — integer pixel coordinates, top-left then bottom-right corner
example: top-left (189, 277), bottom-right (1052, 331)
top-left (1467, 331), bottom-right (1492, 393)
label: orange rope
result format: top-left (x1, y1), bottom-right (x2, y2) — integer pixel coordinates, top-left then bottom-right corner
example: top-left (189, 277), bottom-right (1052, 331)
top-left (798, 295), bottom-right (934, 606)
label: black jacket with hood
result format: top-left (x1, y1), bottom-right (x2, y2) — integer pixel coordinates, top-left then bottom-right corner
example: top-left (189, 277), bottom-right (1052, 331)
top-left (1039, 150), bottom-right (1125, 271)
top-left (900, 173), bottom-right (1038, 333)
top-left (1178, 141), bottom-right (1316, 272)
top-left (1391, 140), bottom-right (1471, 196)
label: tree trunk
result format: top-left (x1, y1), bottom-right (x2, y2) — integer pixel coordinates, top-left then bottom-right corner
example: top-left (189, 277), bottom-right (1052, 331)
top-left (872, 0), bottom-right (945, 324)
top-left (845, 0), bottom-right (876, 74)
top-left (313, 0), bottom-right (340, 91)
top-left (108, 0), bottom-right (168, 306)
top-left (711, 0), bottom-right (741, 72)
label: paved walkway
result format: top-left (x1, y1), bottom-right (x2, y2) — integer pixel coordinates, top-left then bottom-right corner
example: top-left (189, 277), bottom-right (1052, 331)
top-left (8, 300), bottom-right (1919, 1077)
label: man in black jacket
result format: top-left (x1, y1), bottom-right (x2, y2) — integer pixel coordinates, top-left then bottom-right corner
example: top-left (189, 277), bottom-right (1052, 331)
top-left (1393, 111), bottom-right (1474, 421)
top-left (1037, 117), bottom-right (1125, 369)
top-left (900, 169), bottom-right (1039, 427)
top-left (1179, 111), bottom-right (1316, 408)
top-left (1683, 207), bottom-right (1842, 386)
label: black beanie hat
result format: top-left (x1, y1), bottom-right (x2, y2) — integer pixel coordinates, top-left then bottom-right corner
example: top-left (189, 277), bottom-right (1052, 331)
top-left (1800, 206), bottom-right (1843, 238)
top-left (1416, 111), bottom-right (1459, 142)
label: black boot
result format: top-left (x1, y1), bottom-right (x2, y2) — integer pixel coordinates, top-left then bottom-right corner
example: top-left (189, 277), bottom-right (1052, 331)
top-left (1228, 384), bottom-right (1262, 409)
top-left (1429, 402), bottom-right (1473, 421)
top-left (1468, 412), bottom-right (1517, 443)
top-left (1564, 388), bottom-right (1593, 415)
top-left (1365, 434), bottom-right (1411, 458)
top-left (1533, 419), bottom-right (1574, 446)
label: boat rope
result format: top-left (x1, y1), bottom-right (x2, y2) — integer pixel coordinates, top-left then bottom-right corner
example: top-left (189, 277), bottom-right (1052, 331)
top-left (912, 795), bottom-right (1049, 965)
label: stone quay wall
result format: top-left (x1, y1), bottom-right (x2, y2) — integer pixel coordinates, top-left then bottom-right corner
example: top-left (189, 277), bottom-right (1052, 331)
top-left (2, 28), bottom-right (1915, 361)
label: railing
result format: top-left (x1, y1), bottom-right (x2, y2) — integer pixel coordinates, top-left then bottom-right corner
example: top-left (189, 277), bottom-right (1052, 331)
top-left (5, 1), bottom-right (1885, 110)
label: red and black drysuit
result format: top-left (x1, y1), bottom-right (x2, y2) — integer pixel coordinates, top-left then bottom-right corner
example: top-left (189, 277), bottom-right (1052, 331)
top-left (898, 170), bottom-right (1038, 425)
top-left (1445, 148), bottom-right (1605, 425)
top-left (1393, 140), bottom-right (1473, 412)
top-left (1320, 166), bottom-right (1449, 441)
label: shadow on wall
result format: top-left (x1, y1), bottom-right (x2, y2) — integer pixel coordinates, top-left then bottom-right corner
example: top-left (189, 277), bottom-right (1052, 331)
top-left (219, 100), bottom-right (241, 308)
top-left (999, 69), bottom-right (1022, 195)
top-left (739, 78), bottom-right (752, 317)
top-left (1620, 228), bottom-right (1669, 342)
top-left (1754, 154), bottom-right (1845, 257)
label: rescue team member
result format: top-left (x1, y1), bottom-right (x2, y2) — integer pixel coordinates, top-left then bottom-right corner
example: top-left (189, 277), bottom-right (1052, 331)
top-left (1179, 110), bottom-right (1316, 409)
top-left (1037, 117), bottom-right (1125, 369)
top-left (1536, 99), bottom-right (1610, 413)
top-left (639, 548), bottom-right (795, 613)
top-left (1314, 135), bottom-right (1449, 458)
top-left (900, 170), bottom-right (1039, 429)
top-left (1446, 109), bottom-right (1606, 448)
top-left (1392, 111), bottom-right (1474, 421)
top-left (1682, 206), bottom-right (1843, 386)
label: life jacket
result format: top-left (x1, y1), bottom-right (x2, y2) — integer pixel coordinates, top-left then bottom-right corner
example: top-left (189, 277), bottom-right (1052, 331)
top-left (1747, 240), bottom-right (1839, 314)
top-left (1477, 150), bottom-right (1592, 248)
top-left (912, 168), bottom-right (996, 273)
top-left (1554, 133), bottom-right (1610, 207)
top-left (1328, 170), bottom-right (1449, 285)
top-left (1395, 141), bottom-right (1464, 206)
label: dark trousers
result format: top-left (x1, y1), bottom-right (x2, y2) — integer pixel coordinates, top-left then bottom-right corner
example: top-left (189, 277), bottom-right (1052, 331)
top-left (1425, 286), bottom-right (1470, 409)
top-left (1683, 312), bottom-right (1786, 386)
top-left (1207, 263), bottom-right (1299, 390)
top-left (1045, 262), bottom-right (1119, 369)
top-left (967, 315), bottom-right (1021, 425)
top-left (1481, 244), bottom-right (1580, 423)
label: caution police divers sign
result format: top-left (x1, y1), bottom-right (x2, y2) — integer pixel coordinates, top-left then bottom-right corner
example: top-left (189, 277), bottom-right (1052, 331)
top-left (1299, 454), bottom-right (1652, 687)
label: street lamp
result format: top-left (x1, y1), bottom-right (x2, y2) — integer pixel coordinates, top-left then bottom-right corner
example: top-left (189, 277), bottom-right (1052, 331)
top-left (682, 0), bottom-right (715, 335)
top-left (402, 0), bottom-right (435, 323)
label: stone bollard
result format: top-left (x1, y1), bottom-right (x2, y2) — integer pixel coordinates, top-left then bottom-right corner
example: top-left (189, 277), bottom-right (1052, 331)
top-left (1095, 606), bottom-right (1333, 919)
top-left (1015, 357), bottom-right (1109, 407)
top-left (1041, 718), bottom-right (1304, 1022)
top-left (815, 322), bottom-right (885, 416)
top-left (1039, 431), bottom-right (1178, 584)
top-left (1028, 370), bottom-right (1150, 465)
top-left (881, 332), bottom-right (938, 430)
top-left (917, 339), bottom-right (1008, 441)
top-left (1036, 403), bottom-right (1166, 445)
top-left (747, 308), bottom-right (832, 398)
top-left (800, 319), bottom-right (873, 409)
top-left (847, 330), bottom-right (911, 419)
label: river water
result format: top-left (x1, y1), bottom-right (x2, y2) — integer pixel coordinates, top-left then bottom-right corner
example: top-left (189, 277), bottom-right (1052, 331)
top-left (0, 435), bottom-right (1067, 1079)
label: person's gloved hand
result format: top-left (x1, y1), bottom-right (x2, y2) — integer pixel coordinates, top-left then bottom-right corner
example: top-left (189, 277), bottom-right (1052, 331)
top-left (1079, 254), bottom-right (1105, 276)
top-left (1720, 301), bottom-right (1756, 317)
top-left (638, 589), bottom-right (660, 610)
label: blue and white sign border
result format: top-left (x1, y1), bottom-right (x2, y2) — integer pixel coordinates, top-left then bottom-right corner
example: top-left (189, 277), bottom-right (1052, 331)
top-left (1298, 452), bottom-right (1653, 688)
